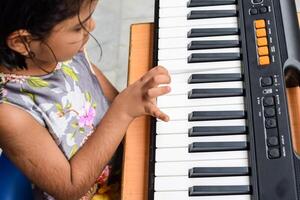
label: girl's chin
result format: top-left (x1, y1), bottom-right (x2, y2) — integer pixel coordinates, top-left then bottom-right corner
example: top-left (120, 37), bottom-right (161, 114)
top-left (79, 41), bottom-right (88, 52)
top-left (79, 46), bottom-right (85, 52)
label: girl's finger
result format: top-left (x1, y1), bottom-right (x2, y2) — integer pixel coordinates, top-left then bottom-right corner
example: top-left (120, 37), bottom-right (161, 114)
top-left (147, 103), bottom-right (170, 122)
top-left (145, 86), bottom-right (171, 99)
top-left (142, 74), bottom-right (171, 91)
top-left (139, 66), bottom-right (169, 84)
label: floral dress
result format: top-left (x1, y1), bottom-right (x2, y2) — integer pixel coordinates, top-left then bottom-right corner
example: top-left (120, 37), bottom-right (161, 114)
top-left (0, 51), bottom-right (122, 200)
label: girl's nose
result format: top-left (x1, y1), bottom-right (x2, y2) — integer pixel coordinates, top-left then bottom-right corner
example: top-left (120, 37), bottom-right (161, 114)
top-left (86, 18), bottom-right (96, 32)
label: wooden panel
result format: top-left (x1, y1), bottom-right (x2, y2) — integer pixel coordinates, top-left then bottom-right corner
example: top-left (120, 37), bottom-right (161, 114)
top-left (285, 13), bottom-right (300, 155)
top-left (121, 23), bottom-right (154, 200)
top-left (286, 87), bottom-right (300, 155)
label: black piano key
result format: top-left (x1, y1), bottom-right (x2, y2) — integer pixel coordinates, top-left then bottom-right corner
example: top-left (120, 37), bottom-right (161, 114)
top-left (189, 185), bottom-right (251, 196)
top-left (188, 28), bottom-right (239, 38)
top-left (188, 142), bottom-right (248, 153)
top-left (187, 10), bottom-right (237, 20)
top-left (188, 111), bottom-right (246, 121)
top-left (188, 40), bottom-right (240, 50)
top-left (189, 167), bottom-right (250, 178)
top-left (187, 0), bottom-right (237, 7)
top-left (188, 53), bottom-right (241, 63)
top-left (188, 73), bottom-right (243, 84)
top-left (189, 126), bottom-right (247, 137)
top-left (188, 88), bottom-right (244, 99)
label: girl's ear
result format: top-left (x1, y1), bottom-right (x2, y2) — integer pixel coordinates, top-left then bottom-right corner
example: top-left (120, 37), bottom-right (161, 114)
top-left (6, 30), bottom-right (32, 56)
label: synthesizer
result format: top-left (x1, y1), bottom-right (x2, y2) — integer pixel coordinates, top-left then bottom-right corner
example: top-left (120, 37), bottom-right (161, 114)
top-left (149, 0), bottom-right (300, 199)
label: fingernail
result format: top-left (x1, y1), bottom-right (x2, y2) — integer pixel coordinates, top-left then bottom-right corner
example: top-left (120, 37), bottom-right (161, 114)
top-left (165, 116), bottom-right (170, 122)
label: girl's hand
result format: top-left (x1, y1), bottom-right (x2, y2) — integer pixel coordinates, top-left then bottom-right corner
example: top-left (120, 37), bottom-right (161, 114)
top-left (113, 66), bottom-right (171, 122)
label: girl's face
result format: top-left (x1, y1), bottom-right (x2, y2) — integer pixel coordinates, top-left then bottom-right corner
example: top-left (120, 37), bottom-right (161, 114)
top-left (29, 0), bottom-right (98, 65)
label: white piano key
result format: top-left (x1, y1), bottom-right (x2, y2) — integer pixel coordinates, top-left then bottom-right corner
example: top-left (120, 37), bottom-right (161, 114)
top-left (160, 104), bottom-right (244, 121)
top-left (167, 81), bottom-right (243, 96)
top-left (155, 159), bottom-right (249, 176)
top-left (169, 69), bottom-right (242, 83)
top-left (159, 17), bottom-right (237, 28)
top-left (159, 23), bottom-right (238, 38)
top-left (159, 0), bottom-right (237, 8)
top-left (158, 47), bottom-right (240, 60)
top-left (156, 134), bottom-right (247, 148)
top-left (157, 95), bottom-right (244, 108)
top-left (155, 176), bottom-right (250, 191)
top-left (154, 192), bottom-right (251, 200)
top-left (158, 60), bottom-right (242, 74)
top-left (159, 0), bottom-right (188, 8)
top-left (155, 148), bottom-right (248, 162)
top-left (160, 5), bottom-right (237, 18)
top-left (159, 35), bottom-right (239, 49)
top-left (156, 119), bottom-right (246, 134)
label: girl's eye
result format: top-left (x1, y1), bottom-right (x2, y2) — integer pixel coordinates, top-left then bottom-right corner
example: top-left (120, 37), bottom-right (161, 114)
top-left (74, 27), bottom-right (83, 32)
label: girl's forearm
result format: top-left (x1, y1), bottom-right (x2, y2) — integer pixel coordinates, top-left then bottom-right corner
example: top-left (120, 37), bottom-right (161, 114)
top-left (64, 99), bottom-right (132, 199)
top-left (53, 66), bottom-right (170, 199)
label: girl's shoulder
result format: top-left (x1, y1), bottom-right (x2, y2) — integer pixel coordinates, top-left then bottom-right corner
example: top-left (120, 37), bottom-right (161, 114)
top-left (0, 102), bottom-right (45, 137)
top-left (72, 50), bottom-right (97, 75)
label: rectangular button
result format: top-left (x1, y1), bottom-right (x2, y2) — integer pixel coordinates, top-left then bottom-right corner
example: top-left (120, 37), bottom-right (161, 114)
top-left (267, 136), bottom-right (279, 147)
top-left (261, 77), bottom-right (273, 87)
top-left (263, 96), bottom-right (274, 106)
top-left (257, 37), bottom-right (268, 46)
top-left (259, 56), bottom-right (270, 65)
top-left (258, 46), bottom-right (269, 56)
top-left (256, 29), bottom-right (267, 37)
top-left (265, 118), bottom-right (277, 129)
top-left (268, 148), bottom-right (280, 159)
top-left (255, 19), bottom-right (266, 29)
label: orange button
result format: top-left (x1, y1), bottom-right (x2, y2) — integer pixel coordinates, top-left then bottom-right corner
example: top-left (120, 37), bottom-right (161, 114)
top-left (257, 37), bottom-right (268, 46)
top-left (255, 20), bottom-right (266, 29)
top-left (258, 46), bottom-right (269, 56)
top-left (259, 56), bottom-right (270, 65)
top-left (256, 29), bottom-right (267, 37)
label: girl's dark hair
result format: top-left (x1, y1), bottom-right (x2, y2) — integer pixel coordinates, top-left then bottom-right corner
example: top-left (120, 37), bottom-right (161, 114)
top-left (0, 0), bottom-right (93, 70)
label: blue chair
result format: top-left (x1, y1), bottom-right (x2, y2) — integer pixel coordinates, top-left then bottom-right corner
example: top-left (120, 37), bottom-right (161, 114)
top-left (0, 153), bottom-right (34, 200)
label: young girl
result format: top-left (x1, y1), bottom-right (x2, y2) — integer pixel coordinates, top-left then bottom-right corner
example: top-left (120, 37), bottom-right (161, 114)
top-left (0, 0), bottom-right (171, 199)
